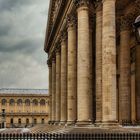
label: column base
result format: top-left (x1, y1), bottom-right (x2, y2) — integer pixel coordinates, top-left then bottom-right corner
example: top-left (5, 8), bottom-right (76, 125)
top-left (59, 121), bottom-right (67, 125)
top-left (66, 121), bottom-right (76, 126)
top-left (101, 121), bottom-right (119, 127)
top-left (95, 120), bottom-right (102, 127)
top-left (76, 120), bottom-right (93, 126)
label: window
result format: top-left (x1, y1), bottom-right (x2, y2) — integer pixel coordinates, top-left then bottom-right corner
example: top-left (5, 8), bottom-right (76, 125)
top-left (33, 99), bottom-right (38, 106)
top-left (10, 118), bottom-right (14, 124)
top-left (41, 118), bottom-right (45, 124)
top-left (26, 118), bottom-right (29, 124)
top-left (40, 99), bottom-right (45, 106)
top-left (18, 118), bottom-right (21, 124)
top-left (9, 99), bottom-right (15, 106)
top-left (17, 99), bottom-right (22, 106)
top-left (1, 99), bottom-right (7, 106)
top-left (25, 99), bottom-right (30, 106)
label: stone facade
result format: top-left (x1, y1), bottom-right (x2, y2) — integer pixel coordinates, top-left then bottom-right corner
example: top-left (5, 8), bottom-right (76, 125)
top-left (0, 89), bottom-right (49, 128)
top-left (45, 0), bottom-right (140, 125)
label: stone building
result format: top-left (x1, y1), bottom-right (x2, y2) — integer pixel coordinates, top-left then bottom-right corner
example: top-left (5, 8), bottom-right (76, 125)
top-left (44, 0), bottom-right (140, 126)
top-left (0, 89), bottom-right (49, 128)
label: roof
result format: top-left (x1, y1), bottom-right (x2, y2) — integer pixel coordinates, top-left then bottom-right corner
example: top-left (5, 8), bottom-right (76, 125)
top-left (0, 89), bottom-right (48, 95)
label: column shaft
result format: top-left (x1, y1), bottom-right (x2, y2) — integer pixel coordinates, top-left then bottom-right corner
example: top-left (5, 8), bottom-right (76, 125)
top-left (60, 37), bottom-right (67, 123)
top-left (136, 45), bottom-right (140, 120)
top-left (52, 58), bottom-right (56, 122)
top-left (48, 61), bottom-right (52, 122)
top-left (77, 1), bottom-right (93, 123)
top-left (55, 50), bottom-right (61, 122)
top-left (102, 0), bottom-right (117, 123)
top-left (119, 27), bottom-right (131, 122)
top-left (67, 16), bottom-right (77, 124)
top-left (95, 5), bottom-right (102, 123)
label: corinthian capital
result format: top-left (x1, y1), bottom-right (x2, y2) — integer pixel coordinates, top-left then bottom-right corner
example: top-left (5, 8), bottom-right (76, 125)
top-left (73, 0), bottom-right (90, 8)
top-left (67, 13), bottom-right (77, 29)
top-left (47, 59), bottom-right (52, 67)
top-left (60, 30), bottom-right (67, 43)
top-left (120, 16), bottom-right (132, 31)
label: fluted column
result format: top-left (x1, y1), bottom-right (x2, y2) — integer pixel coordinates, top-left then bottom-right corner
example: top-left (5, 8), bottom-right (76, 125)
top-left (136, 44), bottom-right (140, 121)
top-left (75, 0), bottom-right (93, 124)
top-left (55, 47), bottom-right (61, 123)
top-left (102, 0), bottom-right (117, 123)
top-left (60, 33), bottom-right (67, 123)
top-left (47, 60), bottom-right (52, 123)
top-left (95, 2), bottom-right (102, 123)
top-left (119, 17), bottom-right (131, 123)
top-left (52, 56), bottom-right (56, 122)
top-left (67, 14), bottom-right (77, 124)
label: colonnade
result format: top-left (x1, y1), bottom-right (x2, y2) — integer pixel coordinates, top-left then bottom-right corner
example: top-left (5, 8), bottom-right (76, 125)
top-left (47, 0), bottom-right (140, 125)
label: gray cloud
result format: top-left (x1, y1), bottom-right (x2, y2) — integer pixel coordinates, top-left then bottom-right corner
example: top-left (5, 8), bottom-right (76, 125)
top-left (0, 0), bottom-right (50, 89)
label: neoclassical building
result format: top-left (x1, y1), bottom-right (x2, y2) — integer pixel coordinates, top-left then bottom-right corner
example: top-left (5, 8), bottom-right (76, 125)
top-left (45, 0), bottom-right (140, 126)
top-left (0, 89), bottom-right (49, 128)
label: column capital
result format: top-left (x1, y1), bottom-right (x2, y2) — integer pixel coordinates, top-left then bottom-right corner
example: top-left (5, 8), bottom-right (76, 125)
top-left (47, 59), bottom-right (52, 67)
top-left (73, 0), bottom-right (90, 8)
top-left (67, 13), bottom-right (77, 30)
top-left (120, 16), bottom-right (132, 31)
top-left (60, 30), bottom-right (67, 43)
top-left (95, 0), bottom-right (102, 12)
top-left (55, 43), bottom-right (61, 55)
top-left (52, 52), bottom-right (56, 62)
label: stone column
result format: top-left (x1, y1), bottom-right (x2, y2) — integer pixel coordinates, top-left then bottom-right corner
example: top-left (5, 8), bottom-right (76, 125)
top-left (55, 47), bottom-right (61, 123)
top-left (47, 60), bottom-right (52, 123)
top-left (136, 44), bottom-right (140, 121)
top-left (75, 0), bottom-right (93, 124)
top-left (95, 2), bottom-right (102, 124)
top-left (119, 17), bottom-right (131, 123)
top-left (102, 0), bottom-right (117, 123)
top-left (67, 14), bottom-right (77, 124)
top-left (60, 32), bottom-right (67, 123)
top-left (51, 56), bottom-right (56, 123)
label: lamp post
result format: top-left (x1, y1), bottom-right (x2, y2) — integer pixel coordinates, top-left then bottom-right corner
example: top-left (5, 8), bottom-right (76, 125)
top-left (134, 15), bottom-right (140, 44)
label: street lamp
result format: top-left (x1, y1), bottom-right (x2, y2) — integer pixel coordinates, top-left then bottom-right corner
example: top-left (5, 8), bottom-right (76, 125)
top-left (134, 15), bottom-right (140, 44)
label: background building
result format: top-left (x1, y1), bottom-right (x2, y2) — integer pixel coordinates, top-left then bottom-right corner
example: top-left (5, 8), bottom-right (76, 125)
top-left (44, 0), bottom-right (140, 126)
top-left (0, 89), bottom-right (49, 128)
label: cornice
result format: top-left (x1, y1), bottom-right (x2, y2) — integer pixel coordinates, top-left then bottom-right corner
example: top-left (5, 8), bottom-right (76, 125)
top-left (44, 0), bottom-right (67, 53)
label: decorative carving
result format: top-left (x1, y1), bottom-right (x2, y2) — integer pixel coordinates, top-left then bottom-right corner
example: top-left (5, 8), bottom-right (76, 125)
top-left (67, 14), bottom-right (77, 29)
top-left (120, 16), bottom-right (133, 31)
top-left (60, 30), bottom-right (67, 42)
top-left (73, 0), bottom-right (90, 8)
top-left (95, 0), bottom-right (102, 12)
top-left (47, 59), bottom-right (52, 67)
top-left (55, 42), bottom-right (61, 54)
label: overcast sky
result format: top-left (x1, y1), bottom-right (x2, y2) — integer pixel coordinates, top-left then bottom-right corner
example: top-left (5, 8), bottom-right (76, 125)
top-left (0, 0), bottom-right (50, 89)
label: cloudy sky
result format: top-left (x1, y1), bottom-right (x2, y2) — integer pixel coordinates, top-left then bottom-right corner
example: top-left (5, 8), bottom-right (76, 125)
top-left (0, 0), bottom-right (50, 89)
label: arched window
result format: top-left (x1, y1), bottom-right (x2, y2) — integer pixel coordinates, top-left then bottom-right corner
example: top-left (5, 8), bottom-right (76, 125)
top-left (1, 99), bottom-right (7, 106)
top-left (40, 99), bottom-right (45, 106)
top-left (26, 118), bottom-right (29, 124)
top-left (9, 99), bottom-right (15, 106)
top-left (18, 118), bottom-right (21, 124)
top-left (25, 99), bottom-right (30, 106)
top-left (33, 99), bottom-right (38, 106)
top-left (17, 99), bottom-right (22, 106)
